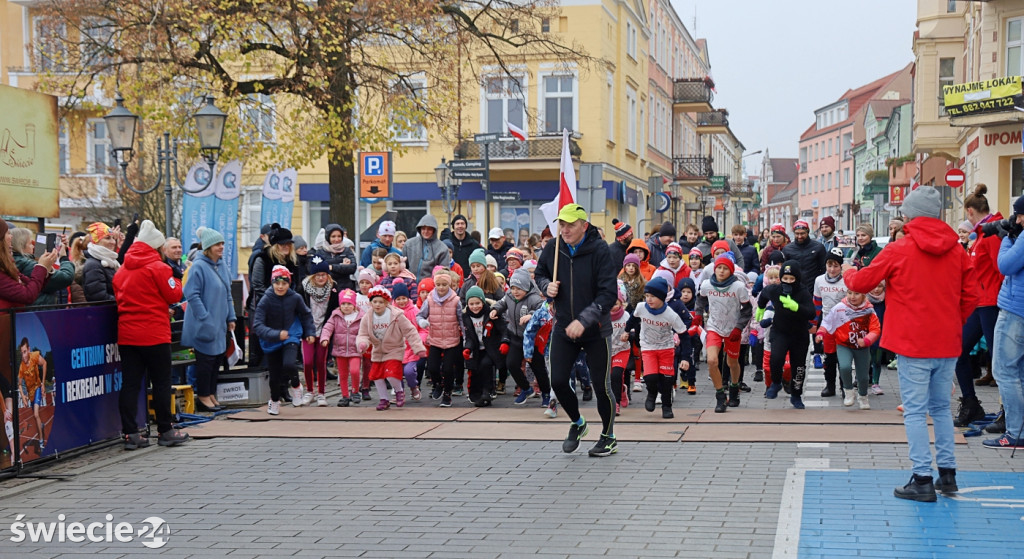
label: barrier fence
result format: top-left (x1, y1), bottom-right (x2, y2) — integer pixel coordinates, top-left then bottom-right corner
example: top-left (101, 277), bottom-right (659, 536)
top-left (1, 303), bottom-right (144, 474)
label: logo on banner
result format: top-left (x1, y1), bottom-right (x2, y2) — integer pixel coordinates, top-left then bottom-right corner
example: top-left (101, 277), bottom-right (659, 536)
top-left (194, 167), bottom-right (212, 187)
top-left (223, 172), bottom-right (236, 189)
top-left (282, 175), bottom-right (293, 193)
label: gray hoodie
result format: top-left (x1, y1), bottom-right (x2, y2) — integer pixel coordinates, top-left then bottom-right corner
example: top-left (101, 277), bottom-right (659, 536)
top-left (402, 214), bottom-right (449, 281)
top-left (492, 268), bottom-right (545, 339)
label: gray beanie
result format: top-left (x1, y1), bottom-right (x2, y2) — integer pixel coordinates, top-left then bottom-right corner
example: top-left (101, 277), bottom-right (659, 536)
top-left (293, 235), bottom-right (308, 250)
top-left (901, 186), bottom-right (942, 221)
top-left (510, 268), bottom-right (532, 292)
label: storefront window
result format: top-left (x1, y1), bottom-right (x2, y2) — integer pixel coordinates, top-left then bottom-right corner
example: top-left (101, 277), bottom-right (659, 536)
top-left (1012, 158), bottom-right (1024, 200)
top-left (390, 200), bottom-right (429, 237)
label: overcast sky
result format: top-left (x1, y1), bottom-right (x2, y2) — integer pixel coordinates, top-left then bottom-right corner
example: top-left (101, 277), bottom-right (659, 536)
top-left (672, 0), bottom-right (918, 171)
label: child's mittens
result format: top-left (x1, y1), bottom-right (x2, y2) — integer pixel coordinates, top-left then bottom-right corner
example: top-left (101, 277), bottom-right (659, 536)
top-left (499, 343), bottom-right (509, 355)
top-left (749, 333), bottom-right (758, 346)
top-left (755, 307), bottom-right (766, 322)
top-left (357, 341), bottom-right (369, 353)
top-left (779, 295), bottom-right (799, 312)
top-left (687, 325), bottom-right (700, 337)
top-left (417, 317), bottom-right (430, 329)
top-left (463, 348), bottom-right (472, 360)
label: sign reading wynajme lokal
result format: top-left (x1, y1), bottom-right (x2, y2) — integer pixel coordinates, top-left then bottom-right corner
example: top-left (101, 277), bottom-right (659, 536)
top-left (942, 76), bottom-right (1023, 117)
top-left (0, 85), bottom-right (60, 218)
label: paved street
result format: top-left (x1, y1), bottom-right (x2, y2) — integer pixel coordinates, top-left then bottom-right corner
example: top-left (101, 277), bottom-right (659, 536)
top-left (1, 371), bottom-right (1023, 559)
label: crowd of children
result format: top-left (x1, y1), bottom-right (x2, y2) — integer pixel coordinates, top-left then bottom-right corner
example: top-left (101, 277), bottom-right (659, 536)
top-left (250, 219), bottom-right (892, 419)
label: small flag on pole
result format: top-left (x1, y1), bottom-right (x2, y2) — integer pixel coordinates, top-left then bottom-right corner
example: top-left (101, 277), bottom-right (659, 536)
top-left (539, 128), bottom-right (578, 233)
top-left (506, 120), bottom-right (526, 141)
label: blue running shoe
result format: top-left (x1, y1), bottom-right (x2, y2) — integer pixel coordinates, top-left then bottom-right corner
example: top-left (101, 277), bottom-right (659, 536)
top-left (790, 395), bottom-right (805, 409)
top-left (541, 393), bottom-right (551, 407)
top-left (514, 387), bottom-right (534, 405)
top-left (765, 383), bottom-right (782, 399)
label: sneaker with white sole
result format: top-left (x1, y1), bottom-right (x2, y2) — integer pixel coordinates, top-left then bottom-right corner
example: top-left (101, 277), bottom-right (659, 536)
top-left (632, 381), bottom-right (643, 392)
top-left (267, 400), bottom-right (280, 415)
top-left (289, 387), bottom-right (303, 407)
top-left (301, 391), bottom-right (315, 406)
top-left (316, 394), bottom-right (327, 407)
top-left (544, 401), bottom-right (558, 418)
top-left (869, 384), bottom-right (884, 396)
top-left (843, 393), bottom-right (855, 407)
top-left (857, 394), bottom-right (870, 410)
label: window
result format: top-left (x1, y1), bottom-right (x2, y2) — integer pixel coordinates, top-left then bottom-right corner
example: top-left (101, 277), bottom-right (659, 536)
top-left (305, 201), bottom-right (331, 239)
top-left (541, 18), bottom-right (550, 33)
top-left (389, 200), bottom-right (428, 237)
top-left (1008, 18), bottom-right (1024, 76)
top-left (638, 98), bottom-right (645, 158)
top-left (541, 75), bottom-right (575, 134)
top-left (844, 168), bottom-right (850, 186)
top-left (509, 19), bottom-right (519, 33)
top-left (939, 57), bottom-right (956, 116)
top-left (626, 85), bottom-right (637, 152)
top-left (947, 0), bottom-right (957, 13)
top-left (607, 74), bottom-right (614, 141)
top-left (828, 172), bottom-right (832, 190)
top-left (391, 77), bottom-right (427, 142)
top-left (626, 21), bottom-right (637, 59)
top-left (58, 120), bottom-right (69, 175)
top-left (86, 119), bottom-right (115, 175)
top-left (1012, 158), bottom-right (1024, 200)
top-left (33, 17), bottom-right (67, 72)
top-left (240, 187), bottom-right (263, 245)
top-left (648, 96), bottom-right (656, 149)
top-left (801, 178), bottom-right (806, 195)
top-left (484, 76), bottom-right (526, 135)
top-left (241, 93), bottom-right (276, 144)
top-left (828, 138), bottom-right (833, 157)
top-left (81, 18), bottom-right (113, 68)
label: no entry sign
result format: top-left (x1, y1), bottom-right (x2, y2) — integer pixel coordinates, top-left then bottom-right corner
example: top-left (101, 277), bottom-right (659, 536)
top-left (945, 168), bottom-right (966, 188)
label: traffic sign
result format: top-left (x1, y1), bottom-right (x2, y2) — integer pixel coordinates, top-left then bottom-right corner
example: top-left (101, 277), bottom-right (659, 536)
top-left (945, 168), bottom-right (966, 188)
top-left (358, 151), bottom-right (391, 198)
top-left (652, 192), bottom-right (671, 213)
top-left (490, 192), bottom-right (520, 201)
top-left (450, 169), bottom-right (486, 180)
top-left (474, 133), bottom-right (499, 143)
top-left (448, 159), bottom-right (485, 170)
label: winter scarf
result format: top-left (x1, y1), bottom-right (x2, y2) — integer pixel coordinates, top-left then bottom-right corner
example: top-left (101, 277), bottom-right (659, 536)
top-left (302, 275), bottom-right (332, 327)
top-left (87, 243), bottom-right (120, 270)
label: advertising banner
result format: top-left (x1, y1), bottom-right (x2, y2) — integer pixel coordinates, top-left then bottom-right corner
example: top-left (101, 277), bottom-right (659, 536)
top-left (942, 76), bottom-right (1022, 117)
top-left (179, 162), bottom-right (216, 249)
top-left (212, 160), bottom-right (242, 276)
top-left (12, 306), bottom-right (140, 466)
top-left (279, 168), bottom-right (296, 229)
top-left (260, 169), bottom-right (283, 228)
top-left (0, 85), bottom-right (60, 218)
top-left (889, 184), bottom-right (905, 206)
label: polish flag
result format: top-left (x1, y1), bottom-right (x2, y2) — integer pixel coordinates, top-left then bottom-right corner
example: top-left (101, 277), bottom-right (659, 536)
top-left (506, 120), bottom-right (526, 141)
top-left (539, 128), bottom-right (578, 232)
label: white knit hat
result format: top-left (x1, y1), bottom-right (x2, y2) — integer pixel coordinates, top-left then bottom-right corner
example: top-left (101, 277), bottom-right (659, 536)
top-left (135, 220), bottom-right (165, 250)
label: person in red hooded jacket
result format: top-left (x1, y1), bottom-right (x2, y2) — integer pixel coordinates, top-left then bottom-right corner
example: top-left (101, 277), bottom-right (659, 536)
top-left (112, 220), bottom-right (189, 450)
top-left (843, 187), bottom-right (978, 503)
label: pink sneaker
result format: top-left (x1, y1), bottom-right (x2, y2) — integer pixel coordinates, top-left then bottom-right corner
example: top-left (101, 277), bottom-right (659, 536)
top-left (396, 391), bottom-right (406, 407)
top-left (615, 403), bottom-right (621, 416)
top-left (620, 390), bottom-right (629, 408)
top-left (376, 399), bottom-right (390, 411)
top-left (412, 386), bottom-right (422, 401)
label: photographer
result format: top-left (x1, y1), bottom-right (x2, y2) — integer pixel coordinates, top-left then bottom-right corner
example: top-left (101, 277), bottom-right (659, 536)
top-left (982, 196), bottom-right (1024, 449)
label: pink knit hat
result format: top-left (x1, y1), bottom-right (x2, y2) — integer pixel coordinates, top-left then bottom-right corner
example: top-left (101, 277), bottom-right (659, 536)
top-left (338, 289), bottom-right (357, 306)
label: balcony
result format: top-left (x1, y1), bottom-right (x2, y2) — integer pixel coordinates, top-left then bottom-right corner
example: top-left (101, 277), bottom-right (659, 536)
top-left (696, 110), bottom-right (729, 135)
top-left (454, 134), bottom-right (581, 162)
top-left (673, 78), bottom-right (714, 113)
top-left (673, 155), bottom-right (713, 186)
top-left (842, 149), bottom-right (852, 161)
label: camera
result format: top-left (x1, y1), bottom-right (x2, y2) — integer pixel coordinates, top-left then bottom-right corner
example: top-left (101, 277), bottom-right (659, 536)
top-left (981, 218), bottom-right (1023, 240)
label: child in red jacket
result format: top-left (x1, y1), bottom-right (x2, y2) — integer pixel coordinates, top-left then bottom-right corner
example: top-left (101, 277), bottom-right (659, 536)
top-left (818, 288), bottom-right (881, 410)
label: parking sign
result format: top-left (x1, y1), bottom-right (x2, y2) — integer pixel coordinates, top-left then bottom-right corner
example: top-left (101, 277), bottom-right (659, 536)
top-left (359, 151), bottom-right (391, 199)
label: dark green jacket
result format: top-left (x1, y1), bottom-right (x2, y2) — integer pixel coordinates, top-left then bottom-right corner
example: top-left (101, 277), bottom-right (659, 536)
top-left (13, 251), bottom-right (74, 307)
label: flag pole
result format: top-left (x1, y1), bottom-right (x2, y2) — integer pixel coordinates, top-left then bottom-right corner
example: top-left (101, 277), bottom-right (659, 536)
top-left (553, 222), bottom-right (561, 289)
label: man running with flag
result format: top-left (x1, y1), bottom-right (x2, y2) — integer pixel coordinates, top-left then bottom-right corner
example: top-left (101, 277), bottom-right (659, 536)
top-left (535, 129), bottom-right (618, 457)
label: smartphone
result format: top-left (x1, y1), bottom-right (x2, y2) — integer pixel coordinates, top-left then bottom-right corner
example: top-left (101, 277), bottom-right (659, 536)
top-left (113, 218), bottom-right (122, 229)
top-left (132, 212), bottom-right (139, 224)
top-left (45, 233), bottom-right (57, 252)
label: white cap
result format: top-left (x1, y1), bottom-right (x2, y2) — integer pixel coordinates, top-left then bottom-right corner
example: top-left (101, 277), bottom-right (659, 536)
top-left (378, 221), bottom-right (396, 237)
top-left (488, 227), bottom-right (504, 240)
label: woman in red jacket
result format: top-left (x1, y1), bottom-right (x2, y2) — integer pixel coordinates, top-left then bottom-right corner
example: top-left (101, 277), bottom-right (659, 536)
top-left (112, 220), bottom-right (189, 450)
top-left (952, 185), bottom-right (1004, 427)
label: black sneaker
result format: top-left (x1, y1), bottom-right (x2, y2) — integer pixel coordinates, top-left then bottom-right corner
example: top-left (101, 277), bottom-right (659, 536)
top-left (439, 392), bottom-right (452, 408)
top-left (820, 386), bottom-right (836, 398)
top-left (953, 396), bottom-right (986, 428)
top-left (336, 398), bottom-right (351, 407)
top-left (714, 391), bottom-right (728, 413)
top-left (588, 434), bottom-right (617, 457)
top-left (562, 419), bottom-right (589, 453)
top-left (753, 370), bottom-right (764, 383)
top-left (662, 406), bottom-right (674, 419)
top-left (894, 474), bottom-right (936, 502)
top-left (157, 429), bottom-right (190, 447)
top-left (124, 433), bottom-right (150, 451)
top-left (728, 385), bottom-right (740, 408)
top-left (935, 468), bottom-right (958, 494)
top-left (582, 386), bottom-right (593, 402)
top-left (739, 383), bottom-right (751, 393)
top-left (430, 386), bottom-right (443, 400)
top-left (645, 391), bottom-right (657, 412)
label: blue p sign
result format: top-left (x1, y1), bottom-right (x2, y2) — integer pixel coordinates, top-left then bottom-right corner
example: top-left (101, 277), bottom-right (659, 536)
top-left (364, 155), bottom-right (384, 176)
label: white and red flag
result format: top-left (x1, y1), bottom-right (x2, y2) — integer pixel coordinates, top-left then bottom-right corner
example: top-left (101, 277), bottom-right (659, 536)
top-left (506, 120), bottom-right (526, 141)
top-left (540, 128), bottom-right (578, 232)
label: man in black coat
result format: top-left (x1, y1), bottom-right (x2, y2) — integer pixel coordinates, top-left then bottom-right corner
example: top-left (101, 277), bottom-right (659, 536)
top-left (782, 219), bottom-right (826, 294)
top-left (535, 204), bottom-right (618, 458)
top-left (449, 214), bottom-right (481, 278)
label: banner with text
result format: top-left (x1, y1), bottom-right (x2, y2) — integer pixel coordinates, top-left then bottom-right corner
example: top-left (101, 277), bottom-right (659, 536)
top-left (180, 162), bottom-right (217, 249)
top-left (212, 159), bottom-right (242, 276)
top-left (260, 168), bottom-right (296, 230)
top-left (942, 76), bottom-right (1022, 117)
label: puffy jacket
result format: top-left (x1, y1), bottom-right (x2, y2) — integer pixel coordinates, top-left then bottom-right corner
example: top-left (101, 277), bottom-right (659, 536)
top-left (626, 238), bottom-right (657, 280)
top-left (782, 237), bottom-right (826, 293)
top-left (846, 241), bottom-right (882, 269)
top-left (736, 242), bottom-right (759, 275)
top-left (646, 237), bottom-right (669, 265)
top-left (398, 301), bottom-right (428, 363)
top-left (462, 301), bottom-right (505, 368)
top-left (491, 277), bottom-right (544, 339)
top-left (450, 233), bottom-right (481, 278)
top-left (608, 238), bottom-right (631, 269)
top-left (359, 238), bottom-right (402, 268)
top-left (534, 224), bottom-right (618, 342)
top-left (82, 249), bottom-right (117, 302)
top-left (250, 250), bottom-right (299, 311)
top-left (970, 213), bottom-right (1005, 308)
top-left (998, 234), bottom-right (1024, 320)
top-left (181, 254), bottom-right (237, 355)
top-left (252, 288), bottom-right (315, 343)
top-left (0, 265), bottom-right (48, 310)
top-left (656, 258), bottom-right (691, 288)
top-left (357, 305), bottom-right (426, 362)
top-left (402, 214), bottom-right (449, 282)
top-left (315, 224), bottom-right (357, 290)
top-left (112, 242), bottom-right (183, 346)
top-left (320, 308), bottom-right (364, 357)
top-left (14, 252), bottom-right (74, 307)
top-left (486, 239), bottom-right (514, 272)
top-left (843, 217), bottom-right (978, 359)
top-left (417, 289), bottom-right (463, 349)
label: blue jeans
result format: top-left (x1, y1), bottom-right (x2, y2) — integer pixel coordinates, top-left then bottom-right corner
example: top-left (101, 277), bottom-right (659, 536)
top-left (897, 355), bottom-right (957, 476)
top-left (993, 312), bottom-right (1024, 439)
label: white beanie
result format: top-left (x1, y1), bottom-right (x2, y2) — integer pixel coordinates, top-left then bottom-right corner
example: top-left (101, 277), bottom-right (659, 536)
top-left (135, 220), bottom-right (165, 250)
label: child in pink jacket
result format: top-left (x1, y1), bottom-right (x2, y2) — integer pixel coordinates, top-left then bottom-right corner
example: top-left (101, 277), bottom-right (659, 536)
top-left (391, 279), bottom-right (428, 401)
top-left (357, 286), bottom-right (426, 410)
top-left (320, 289), bottom-right (364, 407)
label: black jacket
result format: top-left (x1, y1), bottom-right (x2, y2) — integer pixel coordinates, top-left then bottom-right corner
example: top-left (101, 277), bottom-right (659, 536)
top-left (450, 233), bottom-right (481, 278)
top-left (534, 225), bottom-right (617, 341)
top-left (782, 238), bottom-right (826, 293)
top-left (757, 282), bottom-right (815, 335)
top-left (736, 242), bottom-right (759, 275)
top-left (607, 238), bottom-right (631, 269)
top-left (81, 251), bottom-right (116, 302)
top-left (486, 240), bottom-right (514, 272)
top-left (250, 251), bottom-right (299, 312)
top-left (312, 247), bottom-right (357, 291)
top-left (462, 301), bottom-right (505, 367)
top-left (252, 288), bottom-right (315, 341)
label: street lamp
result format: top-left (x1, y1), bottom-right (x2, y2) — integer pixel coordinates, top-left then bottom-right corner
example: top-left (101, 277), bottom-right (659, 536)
top-left (435, 157), bottom-right (462, 228)
top-left (104, 94), bottom-right (227, 237)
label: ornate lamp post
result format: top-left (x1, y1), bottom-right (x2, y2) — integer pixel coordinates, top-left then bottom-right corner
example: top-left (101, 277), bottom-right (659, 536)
top-left (104, 95), bottom-right (227, 237)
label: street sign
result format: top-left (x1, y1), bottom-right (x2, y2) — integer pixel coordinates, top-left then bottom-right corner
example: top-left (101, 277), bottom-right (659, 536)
top-left (490, 192), bottom-right (520, 201)
top-left (450, 169), bottom-right (486, 180)
top-left (474, 132), bottom-right (499, 143)
top-left (652, 192), bottom-right (671, 213)
top-left (945, 168), bottom-right (966, 188)
top-left (710, 175), bottom-right (727, 189)
top-left (890, 184), bottom-right (906, 206)
top-left (358, 151), bottom-right (391, 198)
top-left (448, 159), bottom-right (485, 170)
